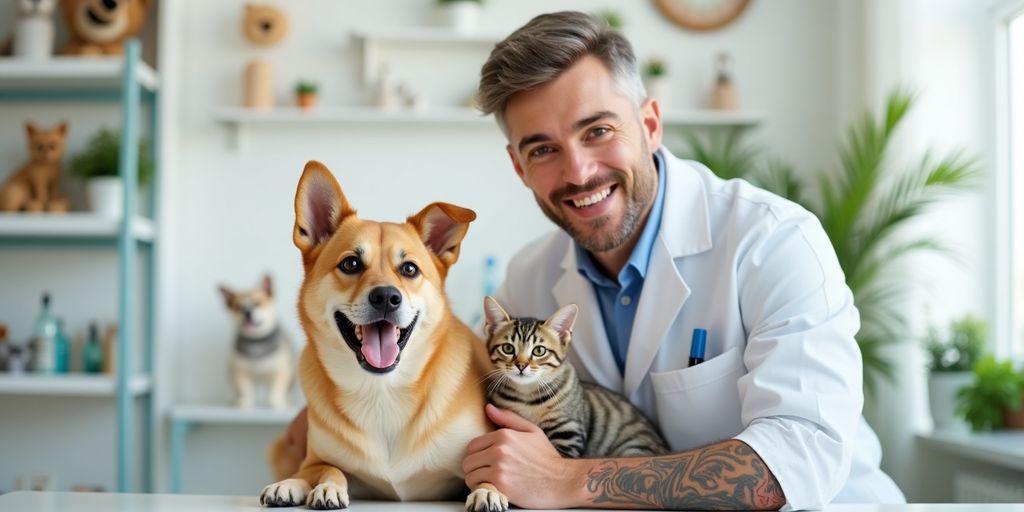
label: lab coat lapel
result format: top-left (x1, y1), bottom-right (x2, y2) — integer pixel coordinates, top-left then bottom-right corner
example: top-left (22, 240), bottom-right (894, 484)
top-left (623, 147), bottom-right (712, 398)
top-left (553, 245), bottom-right (624, 392)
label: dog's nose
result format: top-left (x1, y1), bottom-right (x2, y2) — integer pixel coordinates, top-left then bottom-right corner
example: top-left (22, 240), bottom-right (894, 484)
top-left (515, 362), bottom-right (528, 373)
top-left (368, 286), bottom-right (402, 314)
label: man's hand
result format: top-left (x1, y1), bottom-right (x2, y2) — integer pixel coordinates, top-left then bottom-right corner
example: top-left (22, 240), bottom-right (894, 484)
top-left (463, 404), bottom-right (587, 509)
top-left (286, 406), bottom-right (309, 461)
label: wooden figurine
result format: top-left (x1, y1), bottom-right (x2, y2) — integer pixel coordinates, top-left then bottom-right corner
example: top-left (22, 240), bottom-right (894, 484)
top-left (711, 51), bottom-right (738, 110)
top-left (1, 121), bottom-right (71, 213)
top-left (242, 4), bottom-right (288, 110)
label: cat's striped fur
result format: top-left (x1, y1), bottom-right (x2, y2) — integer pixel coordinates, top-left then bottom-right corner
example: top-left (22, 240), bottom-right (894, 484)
top-left (482, 297), bottom-right (669, 458)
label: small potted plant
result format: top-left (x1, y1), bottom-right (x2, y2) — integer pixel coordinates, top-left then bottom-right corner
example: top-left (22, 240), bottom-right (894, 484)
top-left (957, 355), bottom-right (1024, 431)
top-left (643, 57), bottom-right (671, 111)
top-left (69, 128), bottom-right (153, 218)
top-left (596, 9), bottom-right (624, 29)
top-left (924, 314), bottom-right (986, 431)
top-left (437, 0), bottom-right (483, 35)
top-left (295, 80), bottom-right (318, 110)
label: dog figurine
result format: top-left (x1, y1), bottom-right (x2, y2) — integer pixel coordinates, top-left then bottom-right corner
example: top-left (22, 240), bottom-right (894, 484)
top-left (259, 161), bottom-right (508, 511)
top-left (1, 121), bottom-right (71, 213)
top-left (60, 0), bottom-right (151, 56)
top-left (218, 275), bottom-right (294, 409)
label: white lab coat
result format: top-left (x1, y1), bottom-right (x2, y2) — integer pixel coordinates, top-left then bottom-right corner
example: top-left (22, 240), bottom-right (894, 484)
top-left (489, 147), bottom-right (905, 510)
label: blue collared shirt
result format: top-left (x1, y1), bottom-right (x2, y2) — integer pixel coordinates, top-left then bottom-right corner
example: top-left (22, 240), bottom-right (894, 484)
top-left (574, 153), bottom-right (667, 375)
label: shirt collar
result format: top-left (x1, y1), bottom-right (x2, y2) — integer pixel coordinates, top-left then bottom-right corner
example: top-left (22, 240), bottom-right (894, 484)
top-left (575, 152), bottom-right (667, 285)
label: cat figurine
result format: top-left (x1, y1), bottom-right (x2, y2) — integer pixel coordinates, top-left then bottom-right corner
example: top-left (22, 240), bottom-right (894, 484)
top-left (482, 296), bottom-right (669, 458)
top-left (0, 121), bottom-right (71, 213)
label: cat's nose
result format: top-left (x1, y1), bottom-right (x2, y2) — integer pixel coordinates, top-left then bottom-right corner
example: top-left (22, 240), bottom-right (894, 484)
top-left (515, 362), bottom-right (527, 372)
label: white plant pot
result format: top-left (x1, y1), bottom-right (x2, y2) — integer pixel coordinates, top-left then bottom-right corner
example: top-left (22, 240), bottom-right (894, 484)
top-left (86, 177), bottom-right (125, 218)
top-left (439, 2), bottom-right (481, 35)
top-left (644, 76), bottom-right (672, 112)
top-left (928, 371), bottom-right (974, 431)
top-left (13, 18), bottom-right (54, 60)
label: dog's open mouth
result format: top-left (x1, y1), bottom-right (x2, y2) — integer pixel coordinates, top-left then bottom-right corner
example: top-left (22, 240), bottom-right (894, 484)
top-left (334, 311), bottom-right (418, 373)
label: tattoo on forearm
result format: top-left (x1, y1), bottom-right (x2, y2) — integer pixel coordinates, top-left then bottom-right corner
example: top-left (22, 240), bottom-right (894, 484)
top-left (585, 439), bottom-right (786, 510)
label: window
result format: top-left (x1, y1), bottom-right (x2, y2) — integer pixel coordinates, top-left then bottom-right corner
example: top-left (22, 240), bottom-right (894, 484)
top-left (1007, 6), bottom-right (1024, 360)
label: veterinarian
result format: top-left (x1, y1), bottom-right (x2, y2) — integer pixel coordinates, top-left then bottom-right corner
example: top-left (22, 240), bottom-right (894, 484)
top-left (284, 10), bottom-right (905, 510)
top-left (458, 10), bottom-right (906, 511)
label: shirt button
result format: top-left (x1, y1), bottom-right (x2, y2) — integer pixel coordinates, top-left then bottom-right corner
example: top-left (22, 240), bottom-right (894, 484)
top-left (620, 296), bottom-right (632, 306)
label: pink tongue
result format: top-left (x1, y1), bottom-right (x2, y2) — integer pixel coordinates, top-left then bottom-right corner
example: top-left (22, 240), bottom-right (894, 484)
top-left (360, 322), bottom-right (400, 369)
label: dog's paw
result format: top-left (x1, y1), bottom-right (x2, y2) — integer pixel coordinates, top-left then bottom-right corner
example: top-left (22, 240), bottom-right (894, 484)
top-left (259, 478), bottom-right (311, 507)
top-left (465, 485), bottom-right (509, 512)
top-left (306, 481), bottom-right (349, 510)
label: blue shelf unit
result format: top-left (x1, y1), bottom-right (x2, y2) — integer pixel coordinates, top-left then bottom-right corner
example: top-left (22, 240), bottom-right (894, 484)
top-left (0, 40), bottom-right (160, 493)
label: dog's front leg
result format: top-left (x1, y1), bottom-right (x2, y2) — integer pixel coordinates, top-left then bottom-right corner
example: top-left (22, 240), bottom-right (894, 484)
top-left (267, 366), bottom-right (292, 409)
top-left (465, 482), bottom-right (508, 512)
top-left (260, 461), bottom-right (349, 510)
top-left (232, 366), bottom-right (254, 408)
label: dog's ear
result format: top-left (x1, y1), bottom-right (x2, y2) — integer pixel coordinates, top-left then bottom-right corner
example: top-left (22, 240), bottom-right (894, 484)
top-left (543, 304), bottom-right (578, 347)
top-left (408, 202), bottom-right (476, 271)
top-left (293, 160), bottom-right (355, 256)
top-left (483, 296), bottom-right (511, 339)
top-left (261, 274), bottom-right (273, 297)
top-left (218, 285), bottom-right (235, 308)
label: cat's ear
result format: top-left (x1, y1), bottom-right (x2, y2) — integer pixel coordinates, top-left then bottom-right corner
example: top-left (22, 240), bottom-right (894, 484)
top-left (544, 304), bottom-right (578, 346)
top-left (483, 296), bottom-right (510, 339)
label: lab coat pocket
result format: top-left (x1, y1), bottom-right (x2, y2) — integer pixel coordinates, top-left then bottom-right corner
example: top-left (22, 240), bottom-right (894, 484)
top-left (648, 347), bottom-right (745, 451)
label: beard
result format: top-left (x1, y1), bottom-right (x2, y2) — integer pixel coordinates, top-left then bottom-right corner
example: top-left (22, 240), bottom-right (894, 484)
top-left (534, 144), bottom-right (657, 254)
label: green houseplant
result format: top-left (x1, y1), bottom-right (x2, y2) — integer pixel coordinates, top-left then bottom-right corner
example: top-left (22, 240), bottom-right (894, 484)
top-left (957, 355), bottom-right (1024, 431)
top-left (643, 57), bottom-right (671, 110)
top-left (924, 315), bottom-right (987, 430)
top-left (683, 88), bottom-right (980, 395)
top-left (69, 128), bottom-right (154, 217)
top-left (295, 80), bottom-right (318, 110)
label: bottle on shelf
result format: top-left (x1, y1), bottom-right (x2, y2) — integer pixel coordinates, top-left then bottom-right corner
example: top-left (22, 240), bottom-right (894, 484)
top-left (54, 318), bottom-right (70, 374)
top-left (82, 322), bottom-right (104, 374)
top-left (30, 292), bottom-right (58, 373)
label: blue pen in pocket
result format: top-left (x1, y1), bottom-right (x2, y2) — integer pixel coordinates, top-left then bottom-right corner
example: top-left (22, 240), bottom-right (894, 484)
top-left (689, 328), bottom-right (706, 367)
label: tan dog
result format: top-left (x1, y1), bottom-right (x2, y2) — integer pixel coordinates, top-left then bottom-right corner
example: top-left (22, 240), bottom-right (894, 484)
top-left (260, 161), bottom-right (508, 511)
top-left (1, 121), bottom-right (70, 213)
top-left (60, 0), bottom-right (151, 55)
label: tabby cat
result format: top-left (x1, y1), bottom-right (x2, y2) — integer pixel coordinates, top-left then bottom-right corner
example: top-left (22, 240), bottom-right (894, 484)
top-left (482, 296), bottom-right (669, 458)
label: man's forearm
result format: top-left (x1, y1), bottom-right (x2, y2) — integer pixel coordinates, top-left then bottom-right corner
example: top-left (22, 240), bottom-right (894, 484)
top-left (575, 439), bottom-right (786, 510)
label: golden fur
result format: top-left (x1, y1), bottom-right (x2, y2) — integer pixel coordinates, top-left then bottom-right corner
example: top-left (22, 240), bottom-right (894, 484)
top-left (1, 122), bottom-right (70, 213)
top-left (261, 161), bottom-right (507, 511)
top-left (60, 0), bottom-right (150, 55)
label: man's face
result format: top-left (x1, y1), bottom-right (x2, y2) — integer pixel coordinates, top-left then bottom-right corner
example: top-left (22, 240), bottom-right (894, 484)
top-left (503, 56), bottom-right (662, 254)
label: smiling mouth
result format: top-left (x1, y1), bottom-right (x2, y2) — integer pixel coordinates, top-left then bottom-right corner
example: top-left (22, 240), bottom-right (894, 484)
top-left (334, 311), bottom-right (418, 373)
top-left (565, 184), bottom-right (616, 210)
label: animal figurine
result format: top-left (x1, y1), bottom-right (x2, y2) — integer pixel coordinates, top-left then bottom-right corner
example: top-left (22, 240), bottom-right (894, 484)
top-left (13, 0), bottom-right (57, 59)
top-left (242, 4), bottom-right (288, 110)
top-left (60, 0), bottom-right (151, 56)
top-left (218, 274), bottom-right (295, 409)
top-left (0, 121), bottom-right (71, 213)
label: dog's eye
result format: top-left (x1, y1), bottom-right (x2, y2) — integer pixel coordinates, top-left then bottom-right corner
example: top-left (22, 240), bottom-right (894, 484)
top-left (338, 256), bottom-right (362, 274)
top-left (532, 346), bottom-right (548, 357)
top-left (500, 343), bottom-right (515, 355)
top-left (399, 261), bottom-right (419, 278)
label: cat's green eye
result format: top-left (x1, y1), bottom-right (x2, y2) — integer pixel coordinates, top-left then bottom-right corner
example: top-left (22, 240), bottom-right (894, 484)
top-left (501, 343), bottom-right (515, 355)
top-left (532, 346), bottom-right (547, 357)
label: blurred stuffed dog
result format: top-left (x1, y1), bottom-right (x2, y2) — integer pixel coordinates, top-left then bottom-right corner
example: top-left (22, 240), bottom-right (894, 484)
top-left (259, 161), bottom-right (507, 511)
top-left (218, 275), bottom-right (294, 409)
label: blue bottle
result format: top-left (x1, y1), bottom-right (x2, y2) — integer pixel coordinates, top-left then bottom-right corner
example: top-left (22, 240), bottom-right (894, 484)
top-left (54, 318), bottom-right (70, 373)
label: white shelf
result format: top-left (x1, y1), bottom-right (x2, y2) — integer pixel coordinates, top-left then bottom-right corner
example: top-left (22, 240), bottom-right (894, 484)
top-left (0, 373), bottom-right (152, 396)
top-left (351, 27), bottom-right (503, 46)
top-left (0, 213), bottom-right (156, 242)
top-left (917, 429), bottom-right (1024, 471)
top-left (170, 404), bottom-right (302, 425)
top-left (0, 56), bottom-right (159, 92)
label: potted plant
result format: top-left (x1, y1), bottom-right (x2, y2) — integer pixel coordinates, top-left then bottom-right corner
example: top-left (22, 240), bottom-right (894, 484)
top-left (596, 9), bottom-right (624, 29)
top-left (924, 314), bottom-right (986, 430)
top-left (295, 80), bottom-right (318, 110)
top-left (69, 128), bottom-right (153, 218)
top-left (643, 57), bottom-right (671, 111)
top-left (957, 355), bottom-right (1024, 431)
top-left (436, 0), bottom-right (483, 35)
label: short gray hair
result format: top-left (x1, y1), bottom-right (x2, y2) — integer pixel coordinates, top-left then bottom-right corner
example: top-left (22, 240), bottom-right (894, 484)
top-left (477, 11), bottom-right (646, 137)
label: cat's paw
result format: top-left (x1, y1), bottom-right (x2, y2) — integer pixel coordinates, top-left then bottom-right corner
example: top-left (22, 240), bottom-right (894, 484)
top-left (465, 484), bottom-right (509, 512)
top-left (306, 481), bottom-right (349, 510)
top-left (259, 478), bottom-right (311, 507)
